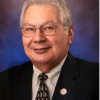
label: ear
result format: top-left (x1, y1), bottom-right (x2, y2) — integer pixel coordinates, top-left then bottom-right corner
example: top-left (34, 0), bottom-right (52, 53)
top-left (68, 26), bottom-right (74, 46)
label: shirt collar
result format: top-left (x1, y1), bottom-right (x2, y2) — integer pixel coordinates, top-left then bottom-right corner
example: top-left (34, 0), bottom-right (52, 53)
top-left (33, 65), bottom-right (42, 86)
top-left (46, 56), bottom-right (67, 86)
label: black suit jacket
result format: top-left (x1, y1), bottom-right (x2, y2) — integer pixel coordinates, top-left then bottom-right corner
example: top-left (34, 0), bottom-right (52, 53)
top-left (0, 52), bottom-right (99, 100)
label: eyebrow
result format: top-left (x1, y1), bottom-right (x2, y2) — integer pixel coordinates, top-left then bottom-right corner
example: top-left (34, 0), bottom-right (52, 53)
top-left (42, 21), bottom-right (56, 25)
top-left (23, 21), bottom-right (57, 27)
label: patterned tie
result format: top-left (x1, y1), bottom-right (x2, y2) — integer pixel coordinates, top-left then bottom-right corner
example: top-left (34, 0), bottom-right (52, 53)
top-left (35, 73), bottom-right (50, 100)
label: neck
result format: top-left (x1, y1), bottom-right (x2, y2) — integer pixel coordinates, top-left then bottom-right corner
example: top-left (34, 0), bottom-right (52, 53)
top-left (32, 59), bottom-right (63, 73)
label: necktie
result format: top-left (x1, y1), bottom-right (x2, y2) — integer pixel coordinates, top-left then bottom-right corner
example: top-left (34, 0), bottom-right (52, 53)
top-left (35, 73), bottom-right (50, 100)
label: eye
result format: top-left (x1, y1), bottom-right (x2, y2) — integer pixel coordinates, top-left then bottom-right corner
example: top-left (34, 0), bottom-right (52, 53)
top-left (46, 27), bottom-right (53, 29)
top-left (43, 26), bottom-right (54, 30)
top-left (26, 28), bottom-right (34, 31)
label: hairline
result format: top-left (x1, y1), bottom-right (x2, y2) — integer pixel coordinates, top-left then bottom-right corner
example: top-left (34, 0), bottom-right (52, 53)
top-left (20, 1), bottom-right (73, 31)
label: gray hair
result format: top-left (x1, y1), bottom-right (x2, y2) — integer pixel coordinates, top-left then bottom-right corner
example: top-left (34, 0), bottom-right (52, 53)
top-left (20, 0), bottom-right (73, 29)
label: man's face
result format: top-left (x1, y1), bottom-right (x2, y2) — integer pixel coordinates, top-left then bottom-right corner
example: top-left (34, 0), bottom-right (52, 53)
top-left (22, 5), bottom-right (73, 67)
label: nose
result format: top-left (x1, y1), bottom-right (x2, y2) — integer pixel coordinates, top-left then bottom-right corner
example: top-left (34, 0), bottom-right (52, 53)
top-left (32, 28), bottom-right (46, 43)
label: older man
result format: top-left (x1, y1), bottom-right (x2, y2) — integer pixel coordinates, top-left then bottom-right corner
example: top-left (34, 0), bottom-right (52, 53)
top-left (0, 0), bottom-right (98, 100)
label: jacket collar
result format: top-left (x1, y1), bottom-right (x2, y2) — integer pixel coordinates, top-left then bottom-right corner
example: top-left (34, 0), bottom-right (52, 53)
top-left (52, 52), bottom-right (79, 100)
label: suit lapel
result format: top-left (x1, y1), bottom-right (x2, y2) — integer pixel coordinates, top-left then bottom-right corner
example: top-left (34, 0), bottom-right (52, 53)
top-left (11, 62), bottom-right (33, 100)
top-left (52, 52), bottom-right (79, 100)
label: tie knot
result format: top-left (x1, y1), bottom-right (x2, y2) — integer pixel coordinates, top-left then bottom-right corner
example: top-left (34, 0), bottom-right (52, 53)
top-left (38, 73), bottom-right (48, 81)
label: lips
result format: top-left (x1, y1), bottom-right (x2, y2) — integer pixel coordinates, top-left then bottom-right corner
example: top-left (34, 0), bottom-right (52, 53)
top-left (33, 47), bottom-right (51, 54)
top-left (34, 46), bottom-right (50, 50)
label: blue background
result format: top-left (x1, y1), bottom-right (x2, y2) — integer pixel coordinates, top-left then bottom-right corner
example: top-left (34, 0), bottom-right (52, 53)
top-left (0, 0), bottom-right (99, 72)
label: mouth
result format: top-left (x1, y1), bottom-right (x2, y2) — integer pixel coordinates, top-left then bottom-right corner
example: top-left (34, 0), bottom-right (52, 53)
top-left (32, 47), bottom-right (51, 54)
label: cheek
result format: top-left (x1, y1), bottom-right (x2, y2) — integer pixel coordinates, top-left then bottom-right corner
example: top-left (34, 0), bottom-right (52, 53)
top-left (48, 33), bottom-right (68, 52)
top-left (22, 37), bottom-right (32, 49)
top-left (54, 32), bottom-right (68, 47)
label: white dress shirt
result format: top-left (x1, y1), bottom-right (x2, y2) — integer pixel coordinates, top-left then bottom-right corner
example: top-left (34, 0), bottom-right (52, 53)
top-left (32, 56), bottom-right (67, 100)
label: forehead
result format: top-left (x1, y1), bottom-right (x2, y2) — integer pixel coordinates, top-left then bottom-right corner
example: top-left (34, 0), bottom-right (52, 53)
top-left (23, 5), bottom-right (62, 26)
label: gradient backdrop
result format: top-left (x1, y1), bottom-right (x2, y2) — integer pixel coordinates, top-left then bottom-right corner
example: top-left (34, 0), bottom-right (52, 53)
top-left (0, 0), bottom-right (99, 72)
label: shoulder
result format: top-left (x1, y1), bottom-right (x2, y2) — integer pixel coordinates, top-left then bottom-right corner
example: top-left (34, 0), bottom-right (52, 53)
top-left (67, 52), bottom-right (99, 82)
top-left (76, 58), bottom-right (99, 71)
top-left (0, 61), bottom-right (32, 84)
top-left (0, 61), bottom-right (32, 74)
top-left (68, 52), bottom-right (99, 73)
top-left (0, 61), bottom-right (33, 99)
top-left (75, 58), bottom-right (99, 80)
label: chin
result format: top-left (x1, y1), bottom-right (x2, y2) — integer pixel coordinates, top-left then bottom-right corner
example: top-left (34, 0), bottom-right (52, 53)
top-left (30, 56), bottom-right (51, 64)
top-left (32, 59), bottom-right (50, 65)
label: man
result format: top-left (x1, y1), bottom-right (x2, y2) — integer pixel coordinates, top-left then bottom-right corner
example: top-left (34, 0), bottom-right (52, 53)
top-left (0, 0), bottom-right (99, 100)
